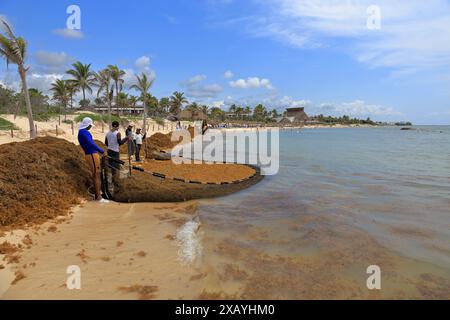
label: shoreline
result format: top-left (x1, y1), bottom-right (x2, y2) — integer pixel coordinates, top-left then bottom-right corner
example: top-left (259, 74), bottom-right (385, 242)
top-left (0, 200), bottom-right (205, 299)
top-left (0, 114), bottom-right (379, 146)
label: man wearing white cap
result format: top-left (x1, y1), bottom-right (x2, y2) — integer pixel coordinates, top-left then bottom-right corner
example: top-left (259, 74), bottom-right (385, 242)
top-left (77, 117), bottom-right (105, 201)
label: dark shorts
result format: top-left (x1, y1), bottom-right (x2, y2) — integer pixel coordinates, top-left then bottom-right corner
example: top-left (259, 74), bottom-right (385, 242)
top-left (107, 149), bottom-right (120, 170)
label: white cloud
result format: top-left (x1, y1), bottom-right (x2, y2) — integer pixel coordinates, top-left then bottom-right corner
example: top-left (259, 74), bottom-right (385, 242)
top-left (0, 71), bottom-right (63, 95)
top-left (317, 100), bottom-right (402, 117)
top-left (189, 84), bottom-right (223, 98)
top-left (125, 56), bottom-right (157, 86)
top-left (224, 70), bottom-right (234, 79)
top-left (182, 74), bottom-right (222, 98)
top-left (186, 74), bottom-right (207, 85)
top-left (218, 93), bottom-right (401, 118)
top-left (229, 77), bottom-right (274, 90)
top-left (279, 96), bottom-right (313, 108)
top-left (123, 68), bottom-right (138, 87)
top-left (135, 56), bottom-right (151, 70)
top-left (211, 100), bottom-right (226, 108)
top-left (221, 0), bottom-right (450, 75)
top-left (34, 51), bottom-right (74, 73)
top-left (53, 28), bottom-right (84, 39)
top-left (28, 73), bottom-right (64, 93)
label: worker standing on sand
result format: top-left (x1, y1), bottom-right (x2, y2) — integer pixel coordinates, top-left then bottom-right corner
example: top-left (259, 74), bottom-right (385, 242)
top-left (77, 117), bottom-right (106, 202)
top-left (125, 123), bottom-right (136, 157)
top-left (105, 121), bottom-right (129, 181)
top-left (134, 128), bottom-right (146, 162)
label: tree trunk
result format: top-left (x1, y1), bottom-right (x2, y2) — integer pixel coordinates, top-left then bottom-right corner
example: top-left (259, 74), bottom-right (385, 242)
top-left (143, 98), bottom-right (147, 159)
top-left (19, 67), bottom-right (36, 139)
top-left (143, 97), bottom-right (147, 134)
top-left (115, 81), bottom-right (119, 115)
top-left (107, 97), bottom-right (112, 129)
top-left (82, 87), bottom-right (86, 101)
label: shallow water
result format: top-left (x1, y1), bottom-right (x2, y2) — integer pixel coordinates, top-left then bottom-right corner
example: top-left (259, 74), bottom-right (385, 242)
top-left (193, 126), bottom-right (450, 299)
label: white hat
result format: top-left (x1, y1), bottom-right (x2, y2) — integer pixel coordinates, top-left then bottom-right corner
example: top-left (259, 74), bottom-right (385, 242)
top-left (79, 117), bottom-right (95, 130)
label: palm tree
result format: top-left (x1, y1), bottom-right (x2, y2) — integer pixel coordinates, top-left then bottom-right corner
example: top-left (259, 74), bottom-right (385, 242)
top-left (229, 104), bottom-right (237, 117)
top-left (235, 106), bottom-right (244, 120)
top-left (159, 97), bottom-right (170, 115)
top-left (50, 79), bottom-right (70, 122)
top-left (94, 68), bottom-right (114, 127)
top-left (117, 92), bottom-right (128, 109)
top-left (170, 91), bottom-right (187, 115)
top-left (186, 102), bottom-right (200, 112)
top-left (108, 65), bottom-right (125, 114)
top-left (0, 20), bottom-right (36, 138)
top-left (66, 61), bottom-right (95, 102)
top-left (129, 95), bottom-right (139, 115)
top-left (201, 105), bottom-right (209, 117)
top-left (130, 73), bottom-right (154, 134)
top-left (66, 80), bottom-right (78, 109)
top-left (244, 106), bottom-right (252, 118)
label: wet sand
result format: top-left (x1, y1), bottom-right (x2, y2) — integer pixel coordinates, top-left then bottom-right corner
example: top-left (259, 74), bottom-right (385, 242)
top-left (0, 201), bottom-right (205, 299)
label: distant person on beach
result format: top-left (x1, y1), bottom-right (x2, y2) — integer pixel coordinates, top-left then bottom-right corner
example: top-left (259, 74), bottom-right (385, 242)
top-left (105, 121), bottom-right (129, 180)
top-left (134, 128), bottom-right (146, 162)
top-left (77, 117), bottom-right (105, 201)
top-left (202, 120), bottom-right (209, 135)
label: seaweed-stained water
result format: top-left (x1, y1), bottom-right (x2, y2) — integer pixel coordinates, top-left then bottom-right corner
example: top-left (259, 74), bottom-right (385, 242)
top-left (194, 126), bottom-right (450, 299)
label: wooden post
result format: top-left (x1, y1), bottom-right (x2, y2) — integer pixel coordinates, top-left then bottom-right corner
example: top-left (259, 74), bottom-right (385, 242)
top-left (128, 155), bottom-right (132, 176)
top-left (10, 128), bottom-right (13, 138)
top-left (152, 124), bottom-right (155, 131)
top-left (102, 121), bottom-right (104, 133)
top-left (56, 125), bottom-right (58, 136)
top-left (71, 122), bottom-right (74, 135)
top-left (35, 124), bottom-right (38, 136)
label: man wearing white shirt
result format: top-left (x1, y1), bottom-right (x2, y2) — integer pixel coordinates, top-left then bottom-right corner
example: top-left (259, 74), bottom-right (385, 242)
top-left (134, 128), bottom-right (146, 162)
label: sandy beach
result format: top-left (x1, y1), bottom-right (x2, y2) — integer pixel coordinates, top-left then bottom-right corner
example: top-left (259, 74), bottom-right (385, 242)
top-left (0, 114), bottom-right (174, 146)
top-left (1, 115), bottom-right (448, 300)
top-left (0, 201), bottom-right (206, 299)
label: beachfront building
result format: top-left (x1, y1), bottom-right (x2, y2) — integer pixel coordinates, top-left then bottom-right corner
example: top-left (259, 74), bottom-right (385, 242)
top-left (94, 104), bottom-right (145, 115)
top-left (275, 107), bottom-right (310, 125)
top-left (285, 107), bottom-right (310, 123)
top-left (225, 112), bottom-right (252, 119)
top-left (275, 116), bottom-right (296, 125)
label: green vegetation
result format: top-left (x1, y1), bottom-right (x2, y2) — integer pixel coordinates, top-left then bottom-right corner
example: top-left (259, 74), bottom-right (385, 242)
top-left (153, 117), bottom-right (165, 126)
top-left (34, 112), bottom-right (59, 122)
top-left (130, 73), bottom-right (154, 134)
top-left (74, 113), bottom-right (121, 123)
top-left (0, 117), bottom-right (18, 130)
top-left (313, 114), bottom-right (376, 125)
top-left (0, 19), bottom-right (36, 137)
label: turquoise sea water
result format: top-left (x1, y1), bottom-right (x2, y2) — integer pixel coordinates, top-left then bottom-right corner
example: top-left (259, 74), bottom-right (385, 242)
top-left (193, 126), bottom-right (450, 299)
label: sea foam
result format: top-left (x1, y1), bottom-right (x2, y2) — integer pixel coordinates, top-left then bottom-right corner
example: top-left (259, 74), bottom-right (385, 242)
top-left (175, 218), bottom-right (202, 264)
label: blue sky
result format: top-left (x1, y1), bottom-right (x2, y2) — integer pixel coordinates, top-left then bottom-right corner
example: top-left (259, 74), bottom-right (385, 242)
top-left (1, 0), bottom-right (450, 124)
